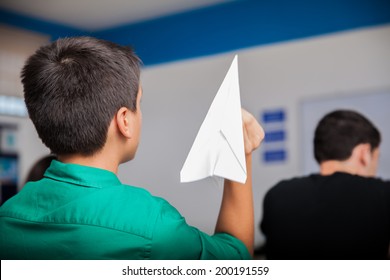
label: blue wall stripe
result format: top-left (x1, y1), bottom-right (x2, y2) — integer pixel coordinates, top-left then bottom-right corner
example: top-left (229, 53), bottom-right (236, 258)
top-left (0, 8), bottom-right (87, 39)
top-left (1, 0), bottom-right (390, 66)
top-left (93, 0), bottom-right (390, 65)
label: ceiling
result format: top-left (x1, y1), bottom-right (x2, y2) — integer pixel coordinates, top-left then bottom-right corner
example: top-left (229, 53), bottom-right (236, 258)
top-left (0, 0), bottom-right (233, 31)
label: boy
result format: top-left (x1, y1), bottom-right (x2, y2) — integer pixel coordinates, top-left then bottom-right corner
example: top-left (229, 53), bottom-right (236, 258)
top-left (0, 37), bottom-right (263, 259)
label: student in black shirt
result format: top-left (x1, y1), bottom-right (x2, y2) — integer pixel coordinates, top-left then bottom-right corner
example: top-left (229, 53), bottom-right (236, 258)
top-left (260, 110), bottom-right (390, 259)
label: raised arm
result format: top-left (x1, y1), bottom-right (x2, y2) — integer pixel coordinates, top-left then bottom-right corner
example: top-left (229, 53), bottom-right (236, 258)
top-left (215, 109), bottom-right (264, 256)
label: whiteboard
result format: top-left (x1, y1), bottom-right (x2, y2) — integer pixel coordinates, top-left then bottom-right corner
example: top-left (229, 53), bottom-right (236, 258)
top-left (300, 91), bottom-right (390, 180)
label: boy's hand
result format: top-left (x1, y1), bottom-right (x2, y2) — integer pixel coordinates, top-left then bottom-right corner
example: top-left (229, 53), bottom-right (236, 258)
top-left (242, 109), bottom-right (264, 155)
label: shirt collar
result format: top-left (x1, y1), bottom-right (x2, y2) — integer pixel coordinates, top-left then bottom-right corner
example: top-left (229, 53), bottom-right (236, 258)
top-left (44, 160), bottom-right (122, 189)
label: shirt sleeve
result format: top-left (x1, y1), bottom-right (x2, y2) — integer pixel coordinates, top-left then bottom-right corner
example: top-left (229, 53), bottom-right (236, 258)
top-left (150, 199), bottom-right (251, 260)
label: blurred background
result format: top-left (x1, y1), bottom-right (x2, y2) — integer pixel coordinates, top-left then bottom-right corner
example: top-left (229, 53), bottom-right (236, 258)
top-left (0, 0), bottom-right (389, 248)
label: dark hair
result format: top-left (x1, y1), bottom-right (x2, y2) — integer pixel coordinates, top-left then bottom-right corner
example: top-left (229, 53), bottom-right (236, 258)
top-left (21, 36), bottom-right (141, 156)
top-left (25, 155), bottom-right (56, 183)
top-left (314, 110), bottom-right (381, 163)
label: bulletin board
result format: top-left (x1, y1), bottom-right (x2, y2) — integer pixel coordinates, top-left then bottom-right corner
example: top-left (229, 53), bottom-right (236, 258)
top-left (300, 90), bottom-right (390, 180)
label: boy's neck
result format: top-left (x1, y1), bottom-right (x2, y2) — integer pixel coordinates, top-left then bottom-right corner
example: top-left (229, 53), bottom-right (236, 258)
top-left (58, 152), bottom-right (120, 174)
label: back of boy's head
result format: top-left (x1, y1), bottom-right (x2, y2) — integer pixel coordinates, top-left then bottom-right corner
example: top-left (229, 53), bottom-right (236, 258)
top-left (22, 36), bottom-right (141, 156)
top-left (314, 109), bottom-right (381, 164)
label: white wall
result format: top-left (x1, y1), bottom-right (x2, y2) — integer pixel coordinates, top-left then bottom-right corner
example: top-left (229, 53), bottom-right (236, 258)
top-left (0, 24), bottom-right (50, 98)
top-left (118, 24), bottom-right (390, 246)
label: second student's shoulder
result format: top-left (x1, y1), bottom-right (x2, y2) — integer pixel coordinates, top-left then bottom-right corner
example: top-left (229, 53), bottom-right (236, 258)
top-left (267, 175), bottom-right (313, 194)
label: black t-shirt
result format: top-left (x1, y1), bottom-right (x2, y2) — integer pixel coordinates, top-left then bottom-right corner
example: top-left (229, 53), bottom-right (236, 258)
top-left (260, 172), bottom-right (390, 259)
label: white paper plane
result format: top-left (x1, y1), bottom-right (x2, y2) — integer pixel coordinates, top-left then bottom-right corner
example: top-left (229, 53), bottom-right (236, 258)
top-left (180, 55), bottom-right (246, 184)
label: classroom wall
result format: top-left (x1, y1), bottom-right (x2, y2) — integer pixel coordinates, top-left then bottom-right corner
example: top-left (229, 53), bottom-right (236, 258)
top-left (117, 24), bottom-right (390, 245)
top-left (0, 25), bottom-right (51, 188)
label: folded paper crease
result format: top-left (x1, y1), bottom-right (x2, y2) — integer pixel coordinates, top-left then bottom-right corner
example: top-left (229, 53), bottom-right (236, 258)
top-left (180, 55), bottom-right (246, 184)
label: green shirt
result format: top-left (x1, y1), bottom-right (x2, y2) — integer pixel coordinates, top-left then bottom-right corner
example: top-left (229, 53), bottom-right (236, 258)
top-left (0, 160), bottom-right (250, 260)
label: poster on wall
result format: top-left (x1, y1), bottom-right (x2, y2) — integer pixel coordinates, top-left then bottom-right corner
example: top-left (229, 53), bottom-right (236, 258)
top-left (261, 109), bottom-right (288, 164)
top-left (0, 125), bottom-right (18, 153)
top-left (0, 124), bottom-right (19, 204)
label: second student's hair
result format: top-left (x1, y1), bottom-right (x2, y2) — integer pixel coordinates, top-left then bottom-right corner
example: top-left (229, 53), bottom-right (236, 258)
top-left (314, 110), bottom-right (381, 164)
top-left (22, 36), bottom-right (141, 156)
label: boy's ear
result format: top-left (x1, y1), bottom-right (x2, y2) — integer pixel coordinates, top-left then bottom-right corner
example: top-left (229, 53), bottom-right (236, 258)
top-left (356, 143), bottom-right (372, 168)
top-left (116, 107), bottom-right (134, 139)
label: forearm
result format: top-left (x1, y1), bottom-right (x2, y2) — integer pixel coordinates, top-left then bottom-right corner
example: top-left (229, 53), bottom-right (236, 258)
top-left (215, 155), bottom-right (254, 255)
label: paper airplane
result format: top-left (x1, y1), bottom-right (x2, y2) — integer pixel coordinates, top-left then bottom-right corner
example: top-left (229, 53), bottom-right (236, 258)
top-left (180, 55), bottom-right (246, 184)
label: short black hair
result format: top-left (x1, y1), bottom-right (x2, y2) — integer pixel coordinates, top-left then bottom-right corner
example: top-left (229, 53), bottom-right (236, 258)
top-left (314, 110), bottom-right (381, 163)
top-left (22, 36), bottom-right (141, 156)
